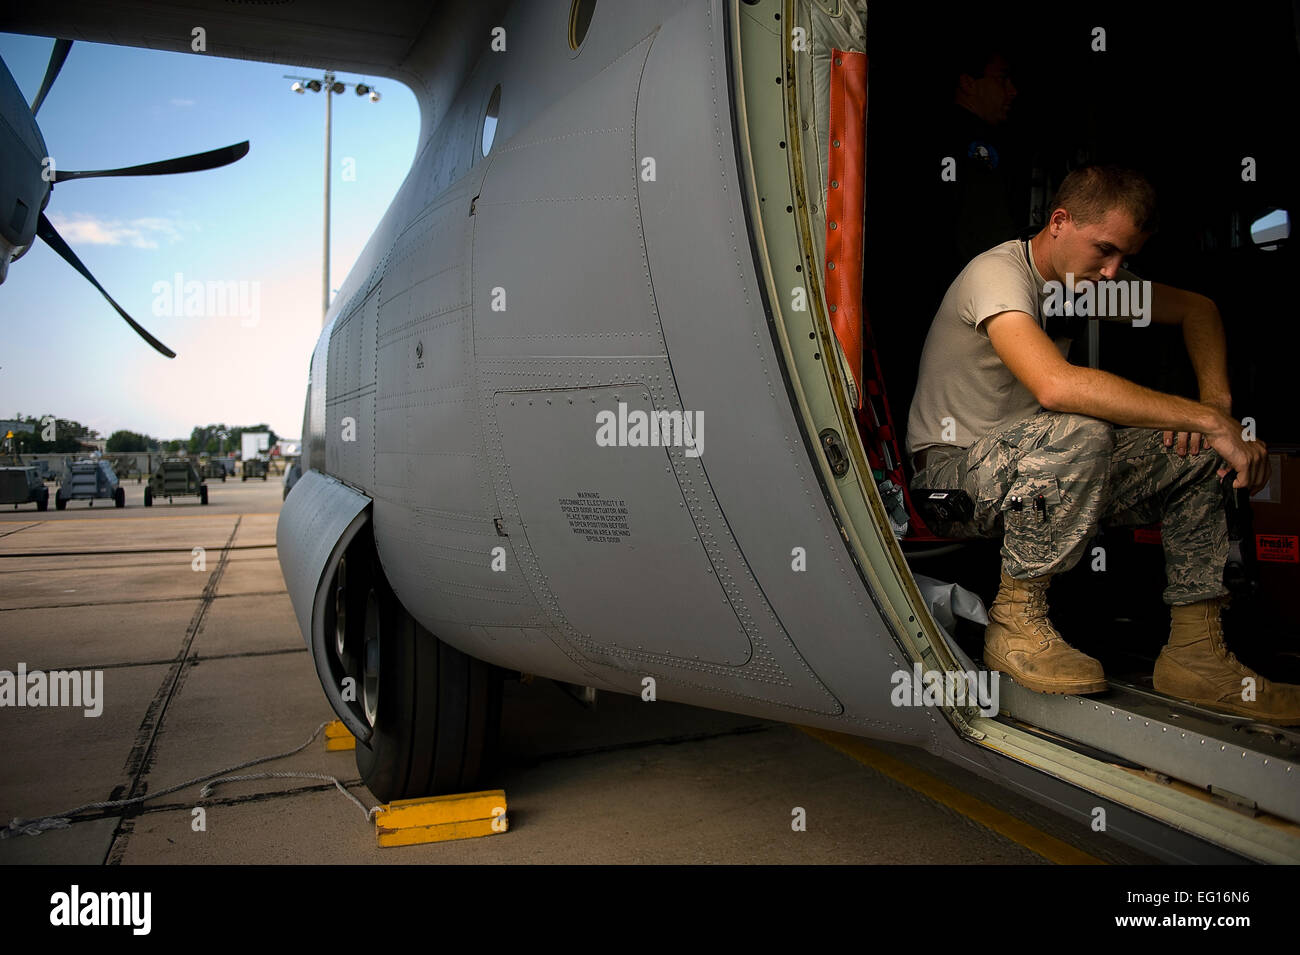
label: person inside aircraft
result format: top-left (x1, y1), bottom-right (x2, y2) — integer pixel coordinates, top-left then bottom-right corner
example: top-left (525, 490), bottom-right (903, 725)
top-left (935, 35), bottom-right (1029, 284)
top-left (905, 164), bottom-right (1300, 724)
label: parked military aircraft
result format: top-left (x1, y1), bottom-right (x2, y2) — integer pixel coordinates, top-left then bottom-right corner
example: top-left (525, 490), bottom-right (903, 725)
top-left (2, 0), bottom-right (1296, 863)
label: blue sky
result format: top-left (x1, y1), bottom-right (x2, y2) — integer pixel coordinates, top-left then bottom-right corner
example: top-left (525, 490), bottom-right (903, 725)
top-left (0, 33), bottom-right (419, 442)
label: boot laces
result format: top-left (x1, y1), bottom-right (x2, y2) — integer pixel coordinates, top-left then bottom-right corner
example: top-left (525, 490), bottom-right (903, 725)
top-left (1206, 602), bottom-right (1245, 671)
top-left (1022, 584), bottom-right (1057, 645)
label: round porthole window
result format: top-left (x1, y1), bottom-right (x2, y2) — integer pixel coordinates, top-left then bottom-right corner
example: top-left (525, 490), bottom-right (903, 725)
top-left (568, 0), bottom-right (596, 51)
top-left (482, 84), bottom-right (501, 157)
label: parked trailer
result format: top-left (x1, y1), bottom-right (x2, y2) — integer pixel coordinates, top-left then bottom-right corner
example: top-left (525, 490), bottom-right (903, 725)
top-left (144, 458), bottom-right (208, 506)
top-left (198, 458), bottom-right (228, 482)
top-left (55, 459), bottom-right (123, 509)
top-left (0, 465), bottom-right (49, 511)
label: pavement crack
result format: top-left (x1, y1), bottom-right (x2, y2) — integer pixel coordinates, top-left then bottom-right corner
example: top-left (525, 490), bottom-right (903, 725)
top-left (0, 521), bottom-right (40, 539)
top-left (0, 590), bottom-right (287, 612)
top-left (0, 543), bottom-right (274, 559)
top-left (103, 517), bottom-right (243, 864)
top-left (27, 645), bottom-right (308, 674)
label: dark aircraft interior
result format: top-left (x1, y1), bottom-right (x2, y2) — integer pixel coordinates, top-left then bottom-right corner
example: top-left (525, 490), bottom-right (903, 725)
top-left (862, 3), bottom-right (1300, 694)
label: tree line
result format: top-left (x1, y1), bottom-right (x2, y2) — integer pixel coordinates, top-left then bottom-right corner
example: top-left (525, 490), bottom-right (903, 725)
top-left (5, 414), bottom-right (279, 456)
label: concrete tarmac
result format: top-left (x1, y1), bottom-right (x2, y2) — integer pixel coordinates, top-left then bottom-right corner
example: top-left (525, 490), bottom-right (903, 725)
top-left (0, 478), bottom-right (1159, 864)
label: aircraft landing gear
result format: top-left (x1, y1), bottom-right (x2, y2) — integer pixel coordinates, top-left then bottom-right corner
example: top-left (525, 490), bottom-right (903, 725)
top-left (335, 541), bottom-right (503, 803)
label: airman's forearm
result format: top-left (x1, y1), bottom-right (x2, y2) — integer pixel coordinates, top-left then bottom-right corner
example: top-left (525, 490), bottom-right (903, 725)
top-left (1181, 301), bottom-right (1231, 408)
top-left (1043, 365), bottom-right (1227, 435)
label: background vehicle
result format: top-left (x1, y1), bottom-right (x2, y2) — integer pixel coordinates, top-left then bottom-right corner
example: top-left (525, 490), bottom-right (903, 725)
top-left (198, 457), bottom-right (227, 482)
top-left (144, 458), bottom-right (208, 506)
top-left (0, 458), bottom-right (48, 511)
top-left (55, 458), bottom-right (123, 509)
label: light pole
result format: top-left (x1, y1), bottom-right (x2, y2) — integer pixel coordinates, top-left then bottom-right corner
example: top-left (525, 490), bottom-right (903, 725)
top-left (285, 72), bottom-right (382, 323)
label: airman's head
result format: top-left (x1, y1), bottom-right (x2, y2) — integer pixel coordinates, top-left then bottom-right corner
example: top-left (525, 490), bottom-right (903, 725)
top-left (1041, 166), bottom-right (1157, 282)
top-left (954, 51), bottom-right (1018, 125)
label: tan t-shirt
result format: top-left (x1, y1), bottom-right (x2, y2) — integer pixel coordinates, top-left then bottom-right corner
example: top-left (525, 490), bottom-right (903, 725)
top-left (905, 239), bottom-right (1138, 454)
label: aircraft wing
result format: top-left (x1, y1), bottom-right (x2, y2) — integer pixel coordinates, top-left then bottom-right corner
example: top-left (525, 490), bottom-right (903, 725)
top-left (0, 1), bottom-right (499, 109)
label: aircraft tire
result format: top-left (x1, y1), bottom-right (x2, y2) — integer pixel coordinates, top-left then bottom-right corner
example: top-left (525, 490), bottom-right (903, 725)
top-left (354, 565), bottom-right (503, 802)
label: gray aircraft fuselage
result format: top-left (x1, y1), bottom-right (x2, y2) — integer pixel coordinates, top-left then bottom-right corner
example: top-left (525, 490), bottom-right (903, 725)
top-left (294, 0), bottom-right (935, 743)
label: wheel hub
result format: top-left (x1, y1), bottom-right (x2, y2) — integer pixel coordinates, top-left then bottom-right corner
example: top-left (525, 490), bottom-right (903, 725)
top-left (362, 588), bottom-right (380, 727)
top-left (334, 558), bottom-right (348, 659)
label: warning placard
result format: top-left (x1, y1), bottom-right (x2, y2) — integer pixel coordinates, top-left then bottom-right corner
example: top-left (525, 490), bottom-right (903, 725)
top-left (559, 491), bottom-right (630, 544)
top-left (1256, 534), bottom-right (1299, 563)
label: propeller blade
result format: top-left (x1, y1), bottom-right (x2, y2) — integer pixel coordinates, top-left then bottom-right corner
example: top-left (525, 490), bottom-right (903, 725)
top-left (30, 38), bottom-right (72, 117)
top-left (54, 141), bottom-right (250, 183)
top-left (36, 213), bottom-right (176, 358)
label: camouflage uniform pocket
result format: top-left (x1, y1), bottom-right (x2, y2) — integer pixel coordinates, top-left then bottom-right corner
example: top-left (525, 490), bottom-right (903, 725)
top-left (1001, 468), bottom-right (1062, 568)
top-left (969, 440), bottom-right (1019, 536)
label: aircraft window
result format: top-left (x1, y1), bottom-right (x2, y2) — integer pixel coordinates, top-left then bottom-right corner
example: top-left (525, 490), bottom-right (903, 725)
top-left (1250, 208), bottom-right (1290, 250)
top-left (569, 0), bottom-right (597, 50)
top-left (482, 84), bottom-right (501, 157)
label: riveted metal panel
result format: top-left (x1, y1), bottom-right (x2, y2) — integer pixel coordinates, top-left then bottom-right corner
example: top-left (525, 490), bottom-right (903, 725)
top-left (631, 0), bottom-right (926, 735)
top-left (472, 32), bottom-right (662, 360)
top-left (496, 385), bottom-right (751, 665)
top-left (1000, 682), bottom-right (1300, 824)
top-left (375, 183), bottom-right (479, 519)
top-left (326, 285), bottom-right (378, 490)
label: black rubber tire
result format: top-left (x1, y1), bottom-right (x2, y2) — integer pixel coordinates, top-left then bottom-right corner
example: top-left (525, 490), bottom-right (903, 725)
top-left (114, 487), bottom-right (125, 508)
top-left (144, 487), bottom-right (153, 507)
top-left (200, 485), bottom-right (209, 505)
top-left (354, 568), bottom-right (503, 803)
top-left (36, 491), bottom-right (48, 512)
top-left (261, 475), bottom-right (267, 481)
top-left (242, 475), bottom-right (247, 482)
top-left (55, 496), bottom-right (66, 511)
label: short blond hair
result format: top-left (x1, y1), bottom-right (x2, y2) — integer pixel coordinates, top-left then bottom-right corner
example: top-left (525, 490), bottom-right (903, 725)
top-left (1053, 165), bottom-right (1158, 233)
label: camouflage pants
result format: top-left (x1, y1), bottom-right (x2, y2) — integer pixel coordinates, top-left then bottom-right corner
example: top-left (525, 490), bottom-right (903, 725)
top-left (910, 411), bottom-right (1228, 605)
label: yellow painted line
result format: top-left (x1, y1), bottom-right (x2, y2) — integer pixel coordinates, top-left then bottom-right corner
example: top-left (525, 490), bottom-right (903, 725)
top-left (800, 726), bottom-right (1105, 865)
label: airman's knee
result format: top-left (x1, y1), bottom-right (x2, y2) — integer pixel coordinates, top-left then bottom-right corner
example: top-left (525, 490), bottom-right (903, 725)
top-left (1050, 413), bottom-right (1114, 459)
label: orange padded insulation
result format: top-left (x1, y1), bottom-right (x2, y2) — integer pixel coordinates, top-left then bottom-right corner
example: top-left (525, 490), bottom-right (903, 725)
top-left (824, 48), bottom-right (866, 409)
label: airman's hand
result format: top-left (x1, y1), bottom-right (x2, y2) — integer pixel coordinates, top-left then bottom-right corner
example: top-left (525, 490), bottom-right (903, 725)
top-left (1163, 393), bottom-right (1232, 458)
top-left (1203, 411), bottom-right (1271, 493)
top-left (1162, 430), bottom-right (1205, 456)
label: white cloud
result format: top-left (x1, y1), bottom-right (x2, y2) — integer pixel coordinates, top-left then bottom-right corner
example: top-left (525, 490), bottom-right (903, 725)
top-left (169, 97), bottom-right (195, 107)
top-left (48, 214), bottom-right (188, 250)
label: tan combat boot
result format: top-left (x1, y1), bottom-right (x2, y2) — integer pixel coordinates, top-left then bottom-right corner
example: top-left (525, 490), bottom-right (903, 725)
top-left (984, 570), bottom-right (1108, 694)
top-left (1153, 597), bottom-right (1300, 725)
